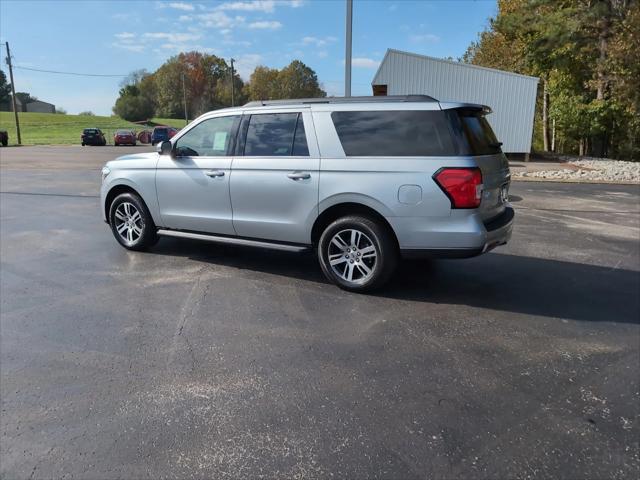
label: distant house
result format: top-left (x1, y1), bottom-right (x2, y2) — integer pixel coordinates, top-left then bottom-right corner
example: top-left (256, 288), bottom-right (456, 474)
top-left (0, 97), bottom-right (22, 112)
top-left (25, 100), bottom-right (56, 114)
top-left (0, 98), bottom-right (56, 113)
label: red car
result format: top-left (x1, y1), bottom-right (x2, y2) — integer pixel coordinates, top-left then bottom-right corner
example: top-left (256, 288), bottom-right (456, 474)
top-left (114, 129), bottom-right (137, 146)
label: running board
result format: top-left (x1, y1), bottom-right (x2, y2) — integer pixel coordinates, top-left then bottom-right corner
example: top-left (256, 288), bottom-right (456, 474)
top-left (157, 229), bottom-right (309, 253)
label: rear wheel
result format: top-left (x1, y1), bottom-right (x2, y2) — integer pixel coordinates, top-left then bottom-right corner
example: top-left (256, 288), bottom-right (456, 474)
top-left (318, 215), bottom-right (398, 292)
top-left (109, 192), bottom-right (158, 251)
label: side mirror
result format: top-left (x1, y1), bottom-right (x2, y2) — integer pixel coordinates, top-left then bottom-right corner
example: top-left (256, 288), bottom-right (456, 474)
top-left (158, 140), bottom-right (173, 156)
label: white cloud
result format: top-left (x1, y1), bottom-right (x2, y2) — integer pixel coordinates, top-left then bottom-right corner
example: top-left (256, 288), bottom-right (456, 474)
top-left (112, 42), bottom-right (146, 53)
top-left (248, 20), bottom-right (282, 29)
top-left (197, 11), bottom-right (243, 28)
top-left (143, 32), bottom-right (202, 42)
top-left (350, 57), bottom-right (380, 69)
top-left (301, 35), bottom-right (337, 47)
top-left (115, 32), bottom-right (136, 40)
top-left (317, 50), bottom-right (328, 58)
top-left (168, 2), bottom-right (195, 10)
top-left (217, 1), bottom-right (275, 12)
top-left (388, 3), bottom-right (397, 11)
top-left (409, 33), bottom-right (440, 43)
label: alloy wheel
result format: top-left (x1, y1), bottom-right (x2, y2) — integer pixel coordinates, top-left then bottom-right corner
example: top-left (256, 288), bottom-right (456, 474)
top-left (114, 202), bottom-right (144, 245)
top-left (327, 229), bottom-right (378, 284)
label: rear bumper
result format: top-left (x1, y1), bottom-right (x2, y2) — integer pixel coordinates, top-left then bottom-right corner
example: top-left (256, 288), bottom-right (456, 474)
top-left (398, 206), bottom-right (514, 259)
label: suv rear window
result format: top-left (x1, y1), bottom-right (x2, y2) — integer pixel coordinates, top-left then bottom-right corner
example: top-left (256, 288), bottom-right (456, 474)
top-left (331, 110), bottom-right (456, 156)
top-left (447, 109), bottom-right (502, 156)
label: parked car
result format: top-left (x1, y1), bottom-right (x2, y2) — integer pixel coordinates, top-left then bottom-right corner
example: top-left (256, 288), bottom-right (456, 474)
top-left (114, 129), bottom-right (136, 146)
top-left (0, 130), bottom-right (7, 147)
top-left (100, 96), bottom-right (513, 292)
top-left (150, 126), bottom-right (177, 145)
top-left (82, 128), bottom-right (106, 146)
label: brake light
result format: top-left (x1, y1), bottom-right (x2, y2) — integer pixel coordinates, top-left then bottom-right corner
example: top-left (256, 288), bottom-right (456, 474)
top-left (433, 167), bottom-right (483, 209)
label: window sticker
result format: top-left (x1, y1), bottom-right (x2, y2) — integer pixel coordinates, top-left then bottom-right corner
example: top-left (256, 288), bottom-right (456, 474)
top-left (213, 132), bottom-right (228, 151)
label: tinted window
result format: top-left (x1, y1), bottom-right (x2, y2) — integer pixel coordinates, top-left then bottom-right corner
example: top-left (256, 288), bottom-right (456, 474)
top-left (244, 113), bottom-right (298, 156)
top-left (331, 110), bottom-right (457, 156)
top-left (458, 111), bottom-right (501, 155)
top-left (175, 116), bottom-right (238, 157)
top-left (292, 115), bottom-right (309, 156)
top-left (84, 129), bottom-right (97, 134)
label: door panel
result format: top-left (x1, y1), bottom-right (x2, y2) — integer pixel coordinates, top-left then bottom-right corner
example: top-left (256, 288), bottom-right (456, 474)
top-left (230, 111), bottom-right (319, 244)
top-left (155, 115), bottom-right (240, 235)
top-left (156, 155), bottom-right (235, 234)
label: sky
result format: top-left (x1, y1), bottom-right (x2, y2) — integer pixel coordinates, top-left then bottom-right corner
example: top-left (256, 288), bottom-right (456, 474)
top-left (0, 0), bottom-right (497, 115)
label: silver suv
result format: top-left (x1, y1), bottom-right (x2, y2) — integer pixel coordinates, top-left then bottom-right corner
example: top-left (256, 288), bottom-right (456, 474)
top-left (100, 96), bottom-right (513, 291)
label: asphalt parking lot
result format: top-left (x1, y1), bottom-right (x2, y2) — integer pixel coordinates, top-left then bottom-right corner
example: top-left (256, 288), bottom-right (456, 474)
top-left (1, 146), bottom-right (639, 479)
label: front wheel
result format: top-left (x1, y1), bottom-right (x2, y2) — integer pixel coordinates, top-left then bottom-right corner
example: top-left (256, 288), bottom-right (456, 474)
top-left (318, 215), bottom-right (398, 292)
top-left (109, 192), bottom-right (159, 251)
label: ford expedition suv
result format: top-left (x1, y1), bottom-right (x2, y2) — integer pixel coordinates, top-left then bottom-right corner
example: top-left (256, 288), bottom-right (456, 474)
top-left (100, 96), bottom-right (513, 291)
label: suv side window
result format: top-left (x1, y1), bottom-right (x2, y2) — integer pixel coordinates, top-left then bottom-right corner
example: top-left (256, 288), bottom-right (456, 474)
top-left (244, 113), bottom-right (308, 157)
top-left (175, 116), bottom-right (239, 157)
top-left (331, 110), bottom-right (456, 157)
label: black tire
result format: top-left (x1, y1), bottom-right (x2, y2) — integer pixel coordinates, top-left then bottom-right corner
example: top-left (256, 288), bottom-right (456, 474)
top-left (318, 215), bottom-right (398, 292)
top-left (108, 192), bottom-right (159, 251)
top-left (81, 142), bottom-right (85, 146)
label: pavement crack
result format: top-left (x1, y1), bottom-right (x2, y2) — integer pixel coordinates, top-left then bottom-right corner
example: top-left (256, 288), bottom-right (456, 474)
top-left (167, 267), bottom-right (210, 371)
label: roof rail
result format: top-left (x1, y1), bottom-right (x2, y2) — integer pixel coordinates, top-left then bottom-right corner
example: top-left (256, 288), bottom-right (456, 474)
top-left (243, 95), bottom-right (438, 107)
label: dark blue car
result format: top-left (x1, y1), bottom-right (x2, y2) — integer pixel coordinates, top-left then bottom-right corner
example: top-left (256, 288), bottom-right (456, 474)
top-left (151, 126), bottom-right (177, 146)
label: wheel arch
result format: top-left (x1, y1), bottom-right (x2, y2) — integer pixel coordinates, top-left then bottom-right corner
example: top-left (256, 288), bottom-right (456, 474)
top-left (311, 202), bottom-right (399, 249)
top-left (104, 184), bottom-right (151, 225)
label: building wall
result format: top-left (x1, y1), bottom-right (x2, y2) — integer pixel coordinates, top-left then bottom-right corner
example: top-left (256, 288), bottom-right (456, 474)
top-left (26, 101), bottom-right (55, 114)
top-left (372, 49), bottom-right (539, 153)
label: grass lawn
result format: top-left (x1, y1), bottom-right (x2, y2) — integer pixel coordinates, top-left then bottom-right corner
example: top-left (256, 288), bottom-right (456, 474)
top-left (0, 112), bottom-right (186, 146)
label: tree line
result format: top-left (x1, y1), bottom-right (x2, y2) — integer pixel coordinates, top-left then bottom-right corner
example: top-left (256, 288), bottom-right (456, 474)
top-left (463, 0), bottom-right (639, 160)
top-left (113, 52), bottom-right (325, 122)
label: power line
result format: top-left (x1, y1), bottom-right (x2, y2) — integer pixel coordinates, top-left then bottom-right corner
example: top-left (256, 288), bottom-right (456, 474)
top-left (12, 65), bottom-right (127, 77)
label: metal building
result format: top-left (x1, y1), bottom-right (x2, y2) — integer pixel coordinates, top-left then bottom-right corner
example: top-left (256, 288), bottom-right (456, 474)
top-left (372, 49), bottom-right (539, 154)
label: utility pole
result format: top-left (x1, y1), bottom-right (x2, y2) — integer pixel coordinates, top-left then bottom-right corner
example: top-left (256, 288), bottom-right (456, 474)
top-left (230, 58), bottom-right (235, 107)
top-left (181, 72), bottom-right (188, 125)
top-left (345, 0), bottom-right (353, 97)
top-left (5, 42), bottom-right (21, 145)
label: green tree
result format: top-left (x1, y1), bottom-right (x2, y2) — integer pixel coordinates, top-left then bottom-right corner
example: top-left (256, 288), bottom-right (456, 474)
top-left (78, 111), bottom-right (95, 116)
top-left (112, 70), bottom-right (156, 121)
top-left (15, 92), bottom-right (38, 105)
top-left (113, 85), bottom-right (155, 121)
top-left (153, 52), bottom-right (244, 118)
top-left (245, 60), bottom-right (325, 101)
top-left (245, 66), bottom-right (280, 100)
top-left (0, 70), bottom-right (10, 105)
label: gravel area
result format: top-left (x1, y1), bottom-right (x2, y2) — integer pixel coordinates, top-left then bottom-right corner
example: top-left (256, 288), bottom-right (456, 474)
top-left (513, 159), bottom-right (640, 183)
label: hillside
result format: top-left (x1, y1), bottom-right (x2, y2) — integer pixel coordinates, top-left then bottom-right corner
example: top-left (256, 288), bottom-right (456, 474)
top-left (0, 112), bottom-right (187, 146)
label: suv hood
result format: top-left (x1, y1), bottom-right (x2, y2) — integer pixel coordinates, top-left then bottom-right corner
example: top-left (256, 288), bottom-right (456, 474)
top-left (107, 152), bottom-right (158, 169)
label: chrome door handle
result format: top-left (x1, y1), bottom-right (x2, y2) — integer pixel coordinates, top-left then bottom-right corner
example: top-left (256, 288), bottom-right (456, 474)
top-left (205, 170), bottom-right (225, 178)
top-left (287, 172), bottom-right (311, 180)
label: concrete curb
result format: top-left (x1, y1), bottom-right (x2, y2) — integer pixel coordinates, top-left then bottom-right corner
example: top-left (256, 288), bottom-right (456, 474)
top-left (512, 177), bottom-right (640, 186)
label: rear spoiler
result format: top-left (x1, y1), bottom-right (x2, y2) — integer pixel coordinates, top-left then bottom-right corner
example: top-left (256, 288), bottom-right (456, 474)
top-left (439, 102), bottom-right (492, 115)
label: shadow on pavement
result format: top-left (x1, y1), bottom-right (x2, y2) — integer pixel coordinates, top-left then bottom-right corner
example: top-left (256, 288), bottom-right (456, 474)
top-left (152, 238), bottom-right (640, 325)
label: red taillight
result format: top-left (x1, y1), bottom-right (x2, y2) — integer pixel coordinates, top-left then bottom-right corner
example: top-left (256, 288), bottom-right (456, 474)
top-left (434, 167), bottom-right (483, 209)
